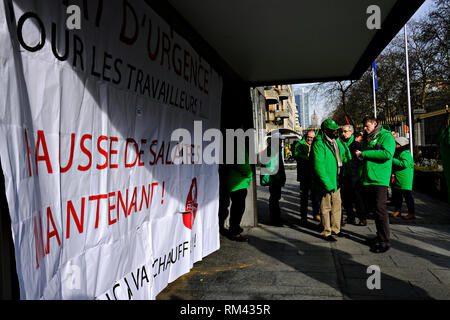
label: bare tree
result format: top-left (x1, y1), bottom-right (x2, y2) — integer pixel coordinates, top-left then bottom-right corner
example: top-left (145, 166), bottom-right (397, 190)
top-left (320, 0), bottom-right (450, 126)
top-left (310, 80), bottom-right (358, 127)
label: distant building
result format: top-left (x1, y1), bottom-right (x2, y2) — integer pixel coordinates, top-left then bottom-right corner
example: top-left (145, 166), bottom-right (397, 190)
top-left (280, 85), bottom-right (297, 132)
top-left (311, 110), bottom-right (319, 128)
top-left (250, 84), bottom-right (300, 150)
top-left (294, 95), bottom-right (301, 127)
top-left (295, 88), bottom-right (310, 128)
top-left (294, 108), bottom-right (301, 132)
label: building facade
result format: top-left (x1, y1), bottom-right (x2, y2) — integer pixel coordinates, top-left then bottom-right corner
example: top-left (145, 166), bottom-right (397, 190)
top-left (281, 85), bottom-right (297, 132)
top-left (251, 85), bottom-right (301, 151)
top-left (295, 88), bottom-right (310, 129)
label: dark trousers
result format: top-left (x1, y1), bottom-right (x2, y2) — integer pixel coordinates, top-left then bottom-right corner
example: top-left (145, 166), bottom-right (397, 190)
top-left (342, 178), bottom-right (367, 221)
top-left (219, 188), bottom-right (248, 236)
top-left (392, 189), bottom-right (415, 214)
top-left (364, 185), bottom-right (390, 246)
top-left (300, 179), bottom-right (320, 219)
top-left (269, 182), bottom-right (282, 222)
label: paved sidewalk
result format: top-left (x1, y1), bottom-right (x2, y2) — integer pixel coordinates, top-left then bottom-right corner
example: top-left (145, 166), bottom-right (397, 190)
top-left (158, 169), bottom-right (450, 300)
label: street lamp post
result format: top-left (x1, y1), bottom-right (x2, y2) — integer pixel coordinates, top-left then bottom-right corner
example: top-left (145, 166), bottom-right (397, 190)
top-left (404, 25), bottom-right (414, 158)
top-left (372, 67), bottom-right (377, 118)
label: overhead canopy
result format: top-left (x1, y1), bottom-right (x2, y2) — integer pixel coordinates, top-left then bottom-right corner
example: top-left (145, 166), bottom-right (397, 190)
top-left (148, 0), bottom-right (424, 85)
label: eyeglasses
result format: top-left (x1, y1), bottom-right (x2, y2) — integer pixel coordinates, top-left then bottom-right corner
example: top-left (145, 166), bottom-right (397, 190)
top-left (306, 136), bottom-right (314, 139)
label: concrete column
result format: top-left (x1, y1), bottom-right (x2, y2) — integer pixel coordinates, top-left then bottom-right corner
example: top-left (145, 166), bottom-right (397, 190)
top-left (241, 172), bottom-right (258, 227)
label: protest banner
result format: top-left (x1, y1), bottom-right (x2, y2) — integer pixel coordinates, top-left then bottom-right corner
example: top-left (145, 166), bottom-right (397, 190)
top-left (0, 0), bottom-right (222, 299)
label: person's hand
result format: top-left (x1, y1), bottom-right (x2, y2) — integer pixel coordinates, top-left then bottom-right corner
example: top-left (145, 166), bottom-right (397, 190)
top-left (355, 150), bottom-right (362, 159)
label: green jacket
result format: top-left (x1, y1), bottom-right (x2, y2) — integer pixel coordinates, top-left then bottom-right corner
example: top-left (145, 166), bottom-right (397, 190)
top-left (440, 126), bottom-right (450, 201)
top-left (294, 138), bottom-right (310, 161)
top-left (360, 128), bottom-right (396, 187)
top-left (294, 137), bottom-right (313, 182)
top-left (264, 146), bottom-right (286, 187)
top-left (311, 130), bottom-right (346, 193)
top-left (227, 151), bottom-right (253, 192)
top-left (338, 136), bottom-right (353, 180)
top-left (392, 148), bottom-right (414, 190)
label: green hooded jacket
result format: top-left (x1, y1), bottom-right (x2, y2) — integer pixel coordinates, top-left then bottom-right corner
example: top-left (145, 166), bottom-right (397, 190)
top-left (440, 125), bottom-right (450, 201)
top-left (261, 142), bottom-right (286, 187)
top-left (392, 148), bottom-right (414, 190)
top-left (311, 130), bottom-right (346, 193)
top-left (227, 150), bottom-right (253, 192)
top-left (294, 137), bottom-right (313, 182)
top-left (267, 150), bottom-right (286, 186)
top-left (360, 128), bottom-right (396, 187)
top-left (294, 138), bottom-right (310, 161)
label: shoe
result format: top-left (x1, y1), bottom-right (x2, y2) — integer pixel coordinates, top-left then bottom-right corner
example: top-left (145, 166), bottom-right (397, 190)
top-left (334, 232), bottom-right (345, 238)
top-left (229, 234), bottom-right (249, 242)
top-left (219, 228), bottom-right (229, 237)
top-left (324, 235), bottom-right (337, 242)
top-left (365, 237), bottom-right (380, 246)
top-left (370, 243), bottom-right (390, 253)
top-left (314, 215), bottom-right (321, 222)
top-left (358, 219), bottom-right (367, 226)
top-left (392, 211), bottom-right (401, 217)
top-left (229, 227), bottom-right (245, 236)
top-left (402, 214), bottom-right (415, 220)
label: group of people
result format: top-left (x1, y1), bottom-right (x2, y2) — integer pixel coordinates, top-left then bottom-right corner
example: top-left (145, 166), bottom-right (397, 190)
top-left (291, 116), bottom-right (415, 253)
top-left (217, 116), bottom-right (416, 252)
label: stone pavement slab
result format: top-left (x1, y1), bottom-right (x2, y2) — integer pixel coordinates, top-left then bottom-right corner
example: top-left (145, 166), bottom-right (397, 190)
top-left (157, 169), bottom-right (450, 300)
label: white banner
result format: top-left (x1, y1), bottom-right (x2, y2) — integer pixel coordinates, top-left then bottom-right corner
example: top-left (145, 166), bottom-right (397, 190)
top-left (0, 0), bottom-right (222, 299)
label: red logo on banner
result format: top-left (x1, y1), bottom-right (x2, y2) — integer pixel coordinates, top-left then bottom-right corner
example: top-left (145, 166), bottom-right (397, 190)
top-left (183, 178), bottom-right (198, 229)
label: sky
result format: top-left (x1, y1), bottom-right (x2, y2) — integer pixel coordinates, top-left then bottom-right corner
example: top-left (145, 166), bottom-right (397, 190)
top-left (292, 0), bottom-right (435, 123)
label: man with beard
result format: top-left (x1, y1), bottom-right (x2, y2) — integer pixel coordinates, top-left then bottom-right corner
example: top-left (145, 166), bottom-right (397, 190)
top-left (355, 116), bottom-right (396, 253)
